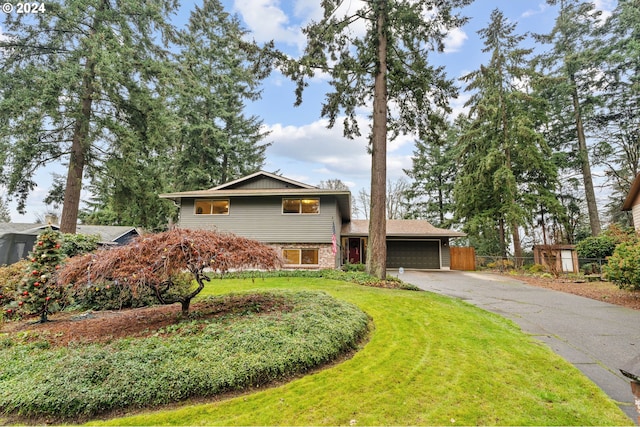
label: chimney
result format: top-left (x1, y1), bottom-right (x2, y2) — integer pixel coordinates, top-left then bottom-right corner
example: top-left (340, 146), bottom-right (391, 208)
top-left (45, 214), bottom-right (59, 226)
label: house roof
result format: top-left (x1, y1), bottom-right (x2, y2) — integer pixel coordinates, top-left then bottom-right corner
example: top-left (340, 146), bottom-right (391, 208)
top-left (160, 171), bottom-right (352, 221)
top-left (0, 223), bottom-right (140, 244)
top-left (342, 219), bottom-right (466, 238)
top-left (622, 174), bottom-right (640, 211)
top-left (210, 170), bottom-right (316, 190)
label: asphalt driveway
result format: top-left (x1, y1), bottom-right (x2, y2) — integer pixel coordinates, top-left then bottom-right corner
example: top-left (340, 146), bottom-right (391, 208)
top-left (398, 269), bottom-right (640, 424)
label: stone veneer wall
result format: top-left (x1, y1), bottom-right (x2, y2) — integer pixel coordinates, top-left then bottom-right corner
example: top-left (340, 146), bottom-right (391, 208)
top-left (273, 243), bottom-right (336, 269)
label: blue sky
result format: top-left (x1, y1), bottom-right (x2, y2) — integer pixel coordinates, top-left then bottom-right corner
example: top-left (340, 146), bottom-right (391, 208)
top-left (3, 0), bottom-right (616, 223)
top-left (210, 0), bottom-right (612, 202)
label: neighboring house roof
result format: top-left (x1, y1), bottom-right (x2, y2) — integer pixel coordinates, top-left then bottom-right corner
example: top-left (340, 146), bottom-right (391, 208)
top-left (622, 174), bottom-right (640, 211)
top-left (342, 219), bottom-right (466, 238)
top-left (0, 223), bottom-right (140, 244)
top-left (160, 170), bottom-right (352, 221)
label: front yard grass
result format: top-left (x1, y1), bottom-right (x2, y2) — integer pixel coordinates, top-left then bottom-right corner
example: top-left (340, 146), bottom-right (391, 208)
top-left (93, 277), bottom-right (632, 426)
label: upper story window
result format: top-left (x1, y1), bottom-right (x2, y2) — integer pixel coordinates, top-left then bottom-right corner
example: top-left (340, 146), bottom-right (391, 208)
top-left (282, 198), bottom-right (320, 214)
top-left (195, 200), bottom-right (229, 215)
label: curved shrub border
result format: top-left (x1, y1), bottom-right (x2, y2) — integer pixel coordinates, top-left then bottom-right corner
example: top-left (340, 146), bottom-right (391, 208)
top-left (0, 291), bottom-right (369, 422)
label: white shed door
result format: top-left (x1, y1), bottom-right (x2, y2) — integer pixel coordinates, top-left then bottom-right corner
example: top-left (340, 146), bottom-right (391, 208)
top-left (560, 250), bottom-right (573, 272)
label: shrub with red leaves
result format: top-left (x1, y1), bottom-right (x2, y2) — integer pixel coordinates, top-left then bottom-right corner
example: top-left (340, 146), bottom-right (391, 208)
top-left (58, 229), bottom-right (282, 315)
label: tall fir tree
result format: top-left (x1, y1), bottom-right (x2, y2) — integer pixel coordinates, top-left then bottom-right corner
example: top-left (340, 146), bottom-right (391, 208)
top-left (284, 0), bottom-right (471, 278)
top-left (533, 0), bottom-right (603, 236)
top-left (0, 0), bottom-right (178, 233)
top-left (455, 9), bottom-right (561, 258)
top-left (591, 0), bottom-right (640, 226)
top-left (170, 0), bottom-right (271, 191)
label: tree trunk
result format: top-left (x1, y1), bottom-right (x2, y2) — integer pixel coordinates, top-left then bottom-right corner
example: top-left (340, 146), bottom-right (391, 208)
top-left (366, 0), bottom-right (388, 280)
top-left (498, 217), bottom-right (507, 259)
top-left (570, 76), bottom-right (601, 236)
top-left (60, 32), bottom-right (98, 233)
top-left (181, 299), bottom-right (191, 317)
top-left (512, 221), bottom-right (522, 267)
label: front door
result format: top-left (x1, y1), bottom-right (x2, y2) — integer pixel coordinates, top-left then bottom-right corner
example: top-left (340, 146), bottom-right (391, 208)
top-left (348, 238), bottom-right (362, 264)
top-left (342, 237), bottom-right (367, 265)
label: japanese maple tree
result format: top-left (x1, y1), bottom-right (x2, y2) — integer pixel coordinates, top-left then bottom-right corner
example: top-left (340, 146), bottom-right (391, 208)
top-left (59, 229), bottom-right (281, 316)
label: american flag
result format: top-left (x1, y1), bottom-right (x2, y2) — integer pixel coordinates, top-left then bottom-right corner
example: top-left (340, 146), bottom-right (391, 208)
top-left (332, 222), bottom-right (337, 255)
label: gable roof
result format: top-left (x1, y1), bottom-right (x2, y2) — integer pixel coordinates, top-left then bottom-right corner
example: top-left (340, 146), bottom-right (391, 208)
top-left (211, 170), bottom-right (316, 190)
top-left (160, 171), bottom-right (352, 221)
top-left (342, 219), bottom-right (466, 238)
top-left (623, 174), bottom-right (640, 211)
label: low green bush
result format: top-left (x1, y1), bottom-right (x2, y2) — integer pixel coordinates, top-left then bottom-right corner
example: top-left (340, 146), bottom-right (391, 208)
top-left (581, 262), bottom-right (601, 275)
top-left (486, 259), bottom-right (514, 270)
top-left (0, 291), bottom-right (369, 421)
top-left (527, 263), bottom-right (547, 274)
top-left (0, 260), bottom-right (30, 319)
top-left (60, 233), bottom-right (100, 258)
top-left (341, 262), bottom-right (366, 272)
top-left (602, 242), bottom-right (640, 291)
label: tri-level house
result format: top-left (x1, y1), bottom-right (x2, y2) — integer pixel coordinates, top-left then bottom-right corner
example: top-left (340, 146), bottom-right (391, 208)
top-left (160, 171), bottom-right (465, 270)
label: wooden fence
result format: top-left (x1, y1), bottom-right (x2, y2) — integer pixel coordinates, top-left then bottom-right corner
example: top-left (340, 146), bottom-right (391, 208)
top-left (450, 246), bottom-right (476, 271)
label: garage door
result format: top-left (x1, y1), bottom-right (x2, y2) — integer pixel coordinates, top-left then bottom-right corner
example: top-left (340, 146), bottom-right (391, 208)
top-left (386, 240), bottom-right (440, 269)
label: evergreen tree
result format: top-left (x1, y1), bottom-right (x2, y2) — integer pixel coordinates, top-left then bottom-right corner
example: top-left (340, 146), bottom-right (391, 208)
top-left (284, 0), bottom-right (471, 278)
top-left (78, 77), bottom-right (178, 230)
top-left (0, 0), bottom-right (178, 233)
top-left (533, 0), bottom-right (603, 236)
top-left (591, 0), bottom-right (640, 226)
top-left (170, 0), bottom-right (271, 191)
top-left (0, 197), bottom-right (10, 223)
top-left (18, 229), bottom-right (65, 322)
top-left (455, 9), bottom-right (561, 258)
top-left (404, 114), bottom-right (459, 227)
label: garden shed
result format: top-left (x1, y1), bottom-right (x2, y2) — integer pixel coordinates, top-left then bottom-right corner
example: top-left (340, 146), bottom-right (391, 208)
top-left (533, 244), bottom-right (579, 274)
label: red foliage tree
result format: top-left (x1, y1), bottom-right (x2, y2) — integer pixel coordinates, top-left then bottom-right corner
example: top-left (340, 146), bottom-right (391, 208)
top-left (58, 229), bottom-right (282, 316)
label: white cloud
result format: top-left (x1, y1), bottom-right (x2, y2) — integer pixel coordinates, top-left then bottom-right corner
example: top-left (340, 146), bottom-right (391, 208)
top-left (444, 28), bottom-right (468, 53)
top-left (593, 0), bottom-right (614, 23)
top-left (522, 3), bottom-right (549, 18)
top-left (232, 0), bottom-right (306, 49)
top-left (263, 116), bottom-right (414, 192)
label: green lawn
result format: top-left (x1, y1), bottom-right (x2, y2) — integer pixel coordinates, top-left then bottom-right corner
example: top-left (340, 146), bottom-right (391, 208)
top-left (91, 277), bottom-right (632, 426)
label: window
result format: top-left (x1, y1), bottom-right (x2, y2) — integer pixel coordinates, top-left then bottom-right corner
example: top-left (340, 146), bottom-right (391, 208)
top-left (282, 198), bottom-right (319, 214)
top-left (282, 249), bottom-right (319, 265)
top-left (195, 200), bottom-right (229, 215)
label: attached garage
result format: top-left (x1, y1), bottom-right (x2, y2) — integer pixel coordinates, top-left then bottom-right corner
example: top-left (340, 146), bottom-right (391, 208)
top-left (341, 219), bottom-right (466, 270)
top-left (386, 240), bottom-right (440, 269)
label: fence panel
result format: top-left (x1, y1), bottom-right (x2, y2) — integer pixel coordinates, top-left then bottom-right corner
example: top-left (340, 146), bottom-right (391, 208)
top-left (450, 247), bottom-right (476, 271)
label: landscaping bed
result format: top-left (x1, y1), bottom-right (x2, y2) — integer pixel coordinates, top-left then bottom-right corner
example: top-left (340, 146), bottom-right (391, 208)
top-left (0, 291), bottom-right (369, 423)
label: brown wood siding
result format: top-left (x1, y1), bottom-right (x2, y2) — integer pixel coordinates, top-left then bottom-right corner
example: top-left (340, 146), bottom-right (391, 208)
top-left (179, 196), bottom-right (339, 243)
top-left (450, 247), bottom-right (476, 271)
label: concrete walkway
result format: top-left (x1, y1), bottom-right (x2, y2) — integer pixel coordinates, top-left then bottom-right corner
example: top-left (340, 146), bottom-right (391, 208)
top-left (398, 269), bottom-right (640, 424)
